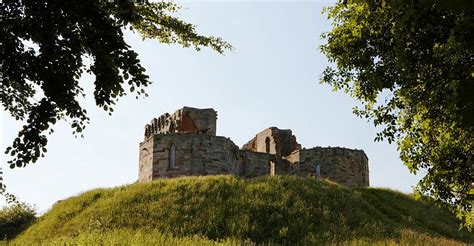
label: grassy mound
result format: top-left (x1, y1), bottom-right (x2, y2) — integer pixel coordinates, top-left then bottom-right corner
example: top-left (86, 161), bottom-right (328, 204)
top-left (11, 176), bottom-right (472, 245)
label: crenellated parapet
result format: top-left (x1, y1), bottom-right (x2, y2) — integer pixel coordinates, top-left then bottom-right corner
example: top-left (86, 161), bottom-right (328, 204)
top-left (144, 113), bottom-right (171, 139)
top-left (144, 107), bottom-right (217, 140)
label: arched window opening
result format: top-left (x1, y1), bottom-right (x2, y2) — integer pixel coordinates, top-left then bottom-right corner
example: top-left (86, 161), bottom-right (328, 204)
top-left (265, 137), bottom-right (271, 153)
top-left (168, 144), bottom-right (176, 169)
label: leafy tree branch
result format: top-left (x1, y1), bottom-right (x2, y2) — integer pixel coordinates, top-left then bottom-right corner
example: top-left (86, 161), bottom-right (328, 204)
top-left (321, 0), bottom-right (473, 228)
top-left (0, 0), bottom-right (231, 199)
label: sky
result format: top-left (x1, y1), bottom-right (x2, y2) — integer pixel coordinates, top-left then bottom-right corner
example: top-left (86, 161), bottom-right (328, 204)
top-left (0, 1), bottom-right (424, 213)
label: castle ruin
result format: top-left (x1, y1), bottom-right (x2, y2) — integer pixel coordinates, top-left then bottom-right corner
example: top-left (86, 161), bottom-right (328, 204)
top-left (139, 107), bottom-right (369, 187)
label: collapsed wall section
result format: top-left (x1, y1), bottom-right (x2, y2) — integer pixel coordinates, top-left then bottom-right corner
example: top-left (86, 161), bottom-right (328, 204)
top-left (242, 127), bottom-right (301, 156)
top-left (144, 107), bottom-right (217, 139)
top-left (289, 147), bottom-right (369, 187)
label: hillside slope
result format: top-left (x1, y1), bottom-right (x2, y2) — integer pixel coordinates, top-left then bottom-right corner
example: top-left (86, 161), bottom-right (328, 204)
top-left (13, 176), bottom-right (472, 245)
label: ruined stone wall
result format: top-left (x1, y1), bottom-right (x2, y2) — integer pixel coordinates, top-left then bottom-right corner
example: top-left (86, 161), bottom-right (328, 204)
top-left (142, 133), bottom-right (239, 179)
top-left (271, 128), bottom-right (301, 157)
top-left (238, 151), bottom-right (288, 177)
top-left (242, 128), bottom-right (274, 154)
top-left (284, 150), bottom-right (300, 164)
top-left (139, 133), bottom-right (294, 181)
top-left (138, 137), bottom-right (154, 182)
top-left (242, 127), bottom-right (301, 156)
top-left (139, 108), bottom-right (370, 187)
top-left (174, 107), bottom-right (217, 135)
top-left (144, 107), bottom-right (217, 140)
top-left (139, 135), bottom-right (370, 186)
top-left (289, 147), bottom-right (369, 187)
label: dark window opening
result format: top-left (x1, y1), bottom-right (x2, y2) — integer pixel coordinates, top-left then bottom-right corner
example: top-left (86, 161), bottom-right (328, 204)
top-left (265, 137), bottom-right (271, 153)
top-left (168, 144), bottom-right (176, 169)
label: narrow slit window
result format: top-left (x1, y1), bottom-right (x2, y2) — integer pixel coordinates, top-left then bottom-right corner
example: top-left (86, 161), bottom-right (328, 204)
top-left (168, 144), bottom-right (176, 169)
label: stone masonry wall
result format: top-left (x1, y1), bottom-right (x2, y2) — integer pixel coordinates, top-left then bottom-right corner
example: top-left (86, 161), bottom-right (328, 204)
top-left (144, 107), bottom-right (217, 140)
top-left (289, 147), bottom-right (369, 187)
top-left (140, 132), bottom-right (369, 186)
top-left (242, 128), bottom-right (275, 154)
top-left (238, 151), bottom-right (289, 178)
top-left (141, 133), bottom-right (239, 179)
top-left (138, 137), bottom-right (154, 182)
top-left (242, 127), bottom-right (301, 157)
top-left (284, 150), bottom-right (300, 164)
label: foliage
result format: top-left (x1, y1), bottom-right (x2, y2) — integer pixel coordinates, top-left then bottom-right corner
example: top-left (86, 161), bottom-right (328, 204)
top-left (340, 230), bottom-right (469, 246)
top-left (0, 171), bottom-right (15, 205)
top-left (11, 176), bottom-right (471, 244)
top-left (0, 202), bottom-right (36, 240)
top-left (320, 0), bottom-right (473, 227)
top-left (3, 230), bottom-right (253, 246)
top-left (0, 0), bottom-right (230, 198)
top-left (1, 229), bottom-right (467, 246)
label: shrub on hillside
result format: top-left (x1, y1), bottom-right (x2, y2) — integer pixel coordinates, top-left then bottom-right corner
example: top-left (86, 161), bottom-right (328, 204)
top-left (0, 202), bottom-right (36, 240)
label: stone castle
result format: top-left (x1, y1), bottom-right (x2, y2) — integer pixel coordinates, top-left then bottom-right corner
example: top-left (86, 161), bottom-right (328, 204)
top-left (138, 107), bottom-right (370, 187)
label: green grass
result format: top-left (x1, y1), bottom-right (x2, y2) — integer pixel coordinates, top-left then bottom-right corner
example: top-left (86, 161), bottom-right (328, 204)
top-left (8, 175), bottom-right (472, 245)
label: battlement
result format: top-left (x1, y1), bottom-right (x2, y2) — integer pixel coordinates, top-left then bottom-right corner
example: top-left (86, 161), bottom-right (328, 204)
top-left (144, 107), bottom-right (217, 140)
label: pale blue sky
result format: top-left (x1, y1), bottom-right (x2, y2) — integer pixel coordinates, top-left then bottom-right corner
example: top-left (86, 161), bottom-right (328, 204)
top-left (1, 1), bottom-right (423, 212)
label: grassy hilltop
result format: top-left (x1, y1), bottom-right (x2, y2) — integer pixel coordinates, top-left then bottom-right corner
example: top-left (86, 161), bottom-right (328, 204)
top-left (7, 175), bottom-right (472, 245)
